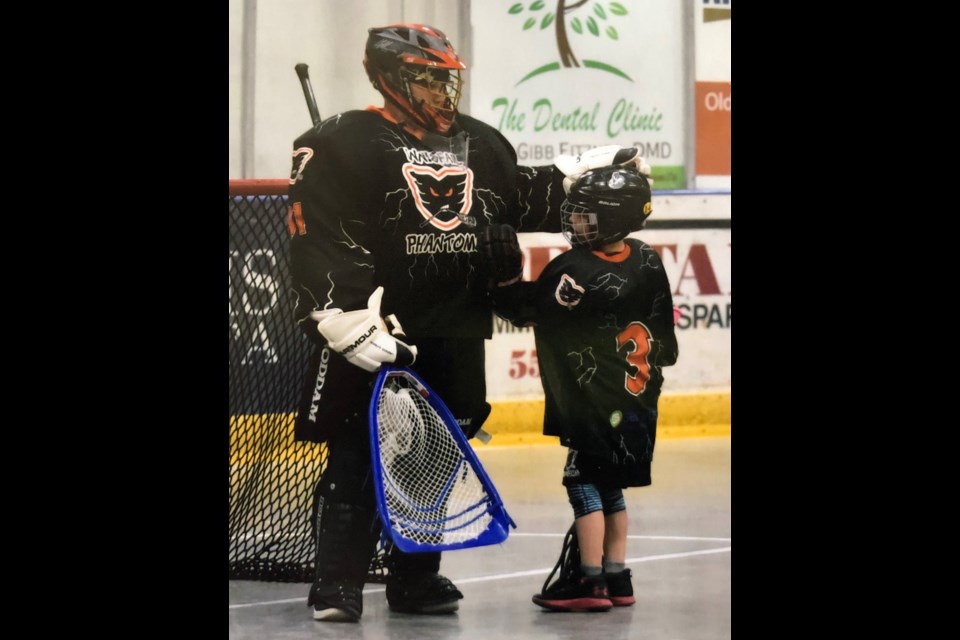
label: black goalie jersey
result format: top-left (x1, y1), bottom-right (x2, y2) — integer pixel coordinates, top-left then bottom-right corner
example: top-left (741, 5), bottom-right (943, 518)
top-left (288, 108), bottom-right (564, 343)
top-left (495, 239), bottom-right (679, 484)
top-left (288, 108), bottom-right (565, 442)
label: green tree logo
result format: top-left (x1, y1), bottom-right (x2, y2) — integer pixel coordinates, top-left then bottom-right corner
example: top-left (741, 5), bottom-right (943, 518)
top-left (508, 1), bottom-right (632, 85)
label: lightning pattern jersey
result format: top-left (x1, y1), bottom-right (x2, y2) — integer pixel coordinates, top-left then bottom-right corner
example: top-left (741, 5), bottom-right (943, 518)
top-left (288, 109), bottom-right (565, 442)
top-left (493, 239), bottom-right (679, 487)
top-left (289, 109), bottom-right (563, 342)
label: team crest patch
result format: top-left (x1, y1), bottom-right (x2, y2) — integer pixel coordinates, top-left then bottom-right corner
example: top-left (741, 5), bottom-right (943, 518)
top-left (289, 147), bottom-right (314, 185)
top-left (555, 274), bottom-right (585, 308)
top-left (401, 163), bottom-right (474, 230)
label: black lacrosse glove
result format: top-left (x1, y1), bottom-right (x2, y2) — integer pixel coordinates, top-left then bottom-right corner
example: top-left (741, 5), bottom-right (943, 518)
top-left (478, 224), bottom-right (523, 289)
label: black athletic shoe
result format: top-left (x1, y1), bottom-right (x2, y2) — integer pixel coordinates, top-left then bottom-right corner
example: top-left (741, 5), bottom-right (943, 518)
top-left (308, 581), bottom-right (363, 622)
top-left (532, 522), bottom-right (612, 612)
top-left (386, 572), bottom-right (463, 614)
top-left (604, 569), bottom-right (635, 606)
top-left (532, 573), bottom-right (613, 612)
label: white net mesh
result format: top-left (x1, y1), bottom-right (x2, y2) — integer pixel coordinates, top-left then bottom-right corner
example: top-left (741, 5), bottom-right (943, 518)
top-left (375, 373), bottom-right (494, 548)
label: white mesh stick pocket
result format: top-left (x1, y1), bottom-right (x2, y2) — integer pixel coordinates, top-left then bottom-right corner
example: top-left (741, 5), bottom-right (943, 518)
top-left (369, 367), bottom-right (516, 553)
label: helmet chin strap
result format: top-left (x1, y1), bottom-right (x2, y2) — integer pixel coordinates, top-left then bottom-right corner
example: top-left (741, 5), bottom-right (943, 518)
top-left (376, 69), bottom-right (456, 137)
top-left (412, 96), bottom-right (454, 135)
top-left (386, 99), bottom-right (456, 139)
top-left (382, 98), bottom-right (429, 140)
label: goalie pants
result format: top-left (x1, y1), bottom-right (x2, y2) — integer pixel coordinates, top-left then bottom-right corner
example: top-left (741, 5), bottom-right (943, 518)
top-left (311, 337), bottom-right (490, 583)
top-left (313, 415), bottom-right (440, 581)
top-left (297, 338), bottom-right (491, 442)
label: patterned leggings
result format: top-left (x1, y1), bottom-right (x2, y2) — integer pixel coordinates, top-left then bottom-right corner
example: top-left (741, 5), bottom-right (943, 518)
top-left (566, 482), bottom-right (626, 519)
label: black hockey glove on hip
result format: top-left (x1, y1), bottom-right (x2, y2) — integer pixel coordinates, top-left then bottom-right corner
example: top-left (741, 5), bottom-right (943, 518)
top-left (478, 224), bottom-right (523, 289)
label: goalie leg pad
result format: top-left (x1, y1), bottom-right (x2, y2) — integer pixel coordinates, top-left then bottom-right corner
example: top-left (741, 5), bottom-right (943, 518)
top-left (316, 425), bottom-right (377, 509)
top-left (310, 427), bottom-right (381, 587)
top-left (313, 500), bottom-right (381, 584)
top-left (309, 499), bottom-right (381, 621)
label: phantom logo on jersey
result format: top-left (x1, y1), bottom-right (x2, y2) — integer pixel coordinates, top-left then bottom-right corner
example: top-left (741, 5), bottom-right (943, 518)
top-left (555, 274), bottom-right (586, 308)
top-left (401, 163), bottom-right (475, 231)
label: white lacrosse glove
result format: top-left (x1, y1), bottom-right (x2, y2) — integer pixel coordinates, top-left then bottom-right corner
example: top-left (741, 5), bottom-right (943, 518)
top-left (555, 145), bottom-right (653, 194)
top-left (309, 286), bottom-right (417, 372)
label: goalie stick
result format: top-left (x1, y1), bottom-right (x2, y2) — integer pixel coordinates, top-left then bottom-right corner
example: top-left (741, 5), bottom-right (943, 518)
top-left (369, 366), bottom-right (516, 553)
top-left (295, 62), bottom-right (322, 126)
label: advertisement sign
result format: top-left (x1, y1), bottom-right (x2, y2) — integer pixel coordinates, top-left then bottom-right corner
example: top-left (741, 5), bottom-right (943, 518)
top-left (695, 81), bottom-right (731, 176)
top-left (470, 1), bottom-right (687, 188)
top-left (694, 0), bottom-right (731, 187)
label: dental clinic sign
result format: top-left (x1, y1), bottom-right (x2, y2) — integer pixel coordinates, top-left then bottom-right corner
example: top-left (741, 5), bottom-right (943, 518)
top-left (470, 1), bottom-right (686, 188)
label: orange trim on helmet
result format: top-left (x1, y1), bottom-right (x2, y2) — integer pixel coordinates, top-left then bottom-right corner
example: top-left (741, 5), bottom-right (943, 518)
top-left (401, 53), bottom-right (466, 70)
top-left (383, 22), bottom-right (466, 69)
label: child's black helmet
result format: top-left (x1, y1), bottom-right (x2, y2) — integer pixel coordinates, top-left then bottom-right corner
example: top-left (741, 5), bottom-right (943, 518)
top-left (561, 165), bottom-right (653, 248)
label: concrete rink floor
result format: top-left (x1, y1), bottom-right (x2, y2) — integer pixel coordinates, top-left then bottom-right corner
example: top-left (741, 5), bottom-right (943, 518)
top-left (229, 435), bottom-right (731, 639)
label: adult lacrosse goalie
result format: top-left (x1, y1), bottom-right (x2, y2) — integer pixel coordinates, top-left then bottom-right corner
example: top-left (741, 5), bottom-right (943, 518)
top-left (287, 21), bottom-right (651, 624)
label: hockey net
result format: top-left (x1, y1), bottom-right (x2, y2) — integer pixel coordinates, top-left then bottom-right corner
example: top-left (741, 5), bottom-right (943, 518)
top-left (229, 179), bottom-right (389, 583)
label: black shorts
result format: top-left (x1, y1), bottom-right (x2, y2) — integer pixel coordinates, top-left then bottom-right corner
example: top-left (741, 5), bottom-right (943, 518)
top-left (560, 407), bottom-right (658, 489)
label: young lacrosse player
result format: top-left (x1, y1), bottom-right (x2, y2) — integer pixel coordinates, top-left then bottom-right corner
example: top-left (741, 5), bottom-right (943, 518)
top-left (485, 164), bottom-right (679, 612)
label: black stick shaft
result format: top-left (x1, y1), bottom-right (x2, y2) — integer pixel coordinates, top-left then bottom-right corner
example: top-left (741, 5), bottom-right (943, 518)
top-left (295, 63), bottom-right (321, 126)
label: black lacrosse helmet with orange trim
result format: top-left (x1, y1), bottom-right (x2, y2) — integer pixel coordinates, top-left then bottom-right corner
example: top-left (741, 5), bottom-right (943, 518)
top-left (561, 165), bottom-right (653, 249)
top-left (364, 24), bottom-right (466, 135)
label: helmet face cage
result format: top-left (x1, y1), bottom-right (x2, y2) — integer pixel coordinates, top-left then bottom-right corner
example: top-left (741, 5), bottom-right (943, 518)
top-left (398, 65), bottom-right (463, 131)
top-left (561, 201), bottom-right (601, 247)
top-left (560, 166), bottom-right (653, 249)
top-left (365, 24), bottom-right (466, 134)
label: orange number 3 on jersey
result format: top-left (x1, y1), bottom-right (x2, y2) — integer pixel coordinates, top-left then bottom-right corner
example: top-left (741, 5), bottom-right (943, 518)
top-left (616, 321), bottom-right (653, 395)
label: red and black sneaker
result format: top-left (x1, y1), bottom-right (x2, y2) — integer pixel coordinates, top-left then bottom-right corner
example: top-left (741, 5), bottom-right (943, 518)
top-left (531, 524), bottom-right (612, 612)
top-left (532, 573), bottom-right (613, 612)
top-left (604, 568), bottom-right (636, 606)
